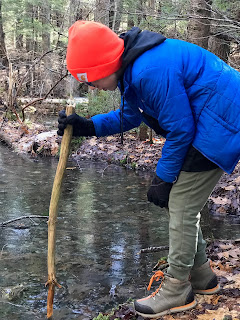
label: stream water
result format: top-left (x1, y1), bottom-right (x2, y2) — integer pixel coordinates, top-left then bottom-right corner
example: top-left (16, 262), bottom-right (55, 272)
top-left (0, 143), bottom-right (239, 320)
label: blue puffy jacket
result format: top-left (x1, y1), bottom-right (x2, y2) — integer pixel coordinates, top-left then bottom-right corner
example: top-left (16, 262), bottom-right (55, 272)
top-left (92, 38), bottom-right (240, 183)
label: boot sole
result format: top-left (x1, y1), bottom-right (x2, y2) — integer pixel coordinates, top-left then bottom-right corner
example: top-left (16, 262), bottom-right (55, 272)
top-left (135, 299), bottom-right (197, 318)
top-left (193, 284), bottom-right (221, 295)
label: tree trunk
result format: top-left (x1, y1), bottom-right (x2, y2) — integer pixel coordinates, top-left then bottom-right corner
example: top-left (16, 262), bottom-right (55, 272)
top-left (25, 3), bottom-right (35, 52)
top-left (187, 0), bottom-right (212, 49)
top-left (41, 0), bottom-right (52, 94)
top-left (109, 0), bottom-right (123, 32)
top-left (208, 33), bottom-right (230, 62)
top-left (69, 0), bottom-right (83, 25)
top-left (68, 0), bottom-right (83, 98)
top-left (137, 0), bottom-right (146, 25)
top-left (138, 123), bottom-right (149, 141)
top-left (208, 5), bottom-right (232, 63)
top-left (0, 0), bottom-right (8, 68)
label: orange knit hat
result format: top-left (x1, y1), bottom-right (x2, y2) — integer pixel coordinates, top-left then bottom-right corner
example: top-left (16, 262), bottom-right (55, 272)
top-left (66, 21), bottom-right (124, 82)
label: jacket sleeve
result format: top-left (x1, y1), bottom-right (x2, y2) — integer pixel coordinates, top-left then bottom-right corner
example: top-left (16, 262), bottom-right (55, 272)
top-left (135, 66), bottom-right (195, 183)
top-left (91, 96), bottom-right (142, 137)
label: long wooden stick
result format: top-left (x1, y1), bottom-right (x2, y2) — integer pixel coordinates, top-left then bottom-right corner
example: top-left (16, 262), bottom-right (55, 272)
top-left (45, 105), bottom-right (75, 319)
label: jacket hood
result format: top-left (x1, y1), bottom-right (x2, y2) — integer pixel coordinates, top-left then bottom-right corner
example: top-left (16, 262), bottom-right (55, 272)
top-left (117, 27), bottom-right (166, 79)
top-left (117, 27), bottom-right (166, 144)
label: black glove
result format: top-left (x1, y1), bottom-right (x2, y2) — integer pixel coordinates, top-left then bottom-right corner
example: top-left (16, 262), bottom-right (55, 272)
top-left (57, 110), bottom-right (96, 137)
top-left (147, 175), bottom-right (173, 207)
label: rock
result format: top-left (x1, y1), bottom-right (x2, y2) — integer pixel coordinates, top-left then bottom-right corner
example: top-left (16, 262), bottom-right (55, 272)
top-left (35, 130), bottom-right (57, 143)
top-left (1, 284), bottom-right (26, 301)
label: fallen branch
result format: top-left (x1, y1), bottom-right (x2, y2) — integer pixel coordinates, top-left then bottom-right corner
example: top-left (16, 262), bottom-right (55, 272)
top-left (138, 245), bottom-right (169, 254)
top-left (0, 215), bottom-right (48, 227)
top-left (138, 239), bottom-right (240, 255)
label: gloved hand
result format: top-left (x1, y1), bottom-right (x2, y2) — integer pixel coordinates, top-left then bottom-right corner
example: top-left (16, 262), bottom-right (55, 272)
top-left (147, 175), bottom-right (173, 207)
top-left (57, 110), bottom-right (96, 137)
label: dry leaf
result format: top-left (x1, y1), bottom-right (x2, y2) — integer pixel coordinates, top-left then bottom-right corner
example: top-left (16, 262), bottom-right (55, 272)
top-left (106, 136), bottom-right (116, 141)
top-left (219, 244), bottom-right (234, 250)
top-left (88, 137), bottom-right (97, 146)
top-left (224, 274), bottom-right (240, 289)
top-left (233, 176), bottom-right (240, 184)
top-left (209, 196), bottom-right (231, 205)
top-left (197, 308), bottom-right (239, 320)
top-left (211, 295), bottom-right (221, 305)
top-left (224, 185), bottom-right (236, 191)
top-left (217, 248), bottom-right (240, 260)
top-left (144, 159), bottom-right (152, 163)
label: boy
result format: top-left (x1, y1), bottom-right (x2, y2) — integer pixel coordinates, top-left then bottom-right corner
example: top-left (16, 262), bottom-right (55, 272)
top-left (58, 20), bottom-right (240, 317)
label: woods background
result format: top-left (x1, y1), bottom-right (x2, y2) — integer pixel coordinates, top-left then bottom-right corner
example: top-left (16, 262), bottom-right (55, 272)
top-left (0, 0), bottom-right (240, 118)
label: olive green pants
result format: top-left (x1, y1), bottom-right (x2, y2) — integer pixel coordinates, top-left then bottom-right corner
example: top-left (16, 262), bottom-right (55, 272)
top-left (167, 168), bottom-right (223, 281)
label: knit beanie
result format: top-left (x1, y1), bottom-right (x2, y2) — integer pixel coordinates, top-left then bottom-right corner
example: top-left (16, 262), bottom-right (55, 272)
top-left (66, 21), bottom-right (124, 82)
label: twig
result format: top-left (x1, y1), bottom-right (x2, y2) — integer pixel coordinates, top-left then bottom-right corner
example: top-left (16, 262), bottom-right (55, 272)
top-left (153, 262), bottom-right (169, 271)
top-left (0, 215), bottom-right (49, 227)
top-left (138, 246), bottom-right (169, 254)
top-left (29, 217), bottom-right (39, 226)
top-left (21, 72), bottom-right (68, 120)
top-left (101, 164), bottom-right (122, 177)
top-left (13, 50), bottom-right (54, 103)
top-left (0, 300), bottom-right (27, 309)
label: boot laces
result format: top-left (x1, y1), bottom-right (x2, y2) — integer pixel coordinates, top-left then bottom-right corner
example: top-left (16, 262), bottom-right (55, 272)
top-left (147, 270), bottom-right (164, 297)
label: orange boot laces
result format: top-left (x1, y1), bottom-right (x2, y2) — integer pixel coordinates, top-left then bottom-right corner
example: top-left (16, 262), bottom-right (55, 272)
top-left (147, 270), bottom-right (165, 297)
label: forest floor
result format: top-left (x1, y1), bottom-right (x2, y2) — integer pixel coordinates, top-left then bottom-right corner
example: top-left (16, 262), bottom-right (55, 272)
top-left (0, 117), bottom-right (240, 320)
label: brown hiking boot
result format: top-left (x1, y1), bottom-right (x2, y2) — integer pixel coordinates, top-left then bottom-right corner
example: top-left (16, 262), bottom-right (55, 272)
top-left (190, 259), bottom-right (220, 294)
top-left (134, 270), bottom-right (197, 318)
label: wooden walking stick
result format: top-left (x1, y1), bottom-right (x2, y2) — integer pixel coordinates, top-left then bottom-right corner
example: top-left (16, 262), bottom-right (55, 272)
top-left (45, 105), bottom-right (75, 319)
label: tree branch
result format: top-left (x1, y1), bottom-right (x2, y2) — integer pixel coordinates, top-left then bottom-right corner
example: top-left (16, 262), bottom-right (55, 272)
top-left (0, 215), bottom-right (49, 227)
top-left (138, 246), bottom-right (169, 254)
top-left (21, 71), bottom-right (68, 121)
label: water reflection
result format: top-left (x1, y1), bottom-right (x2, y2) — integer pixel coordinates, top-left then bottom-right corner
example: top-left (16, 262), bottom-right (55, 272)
top-left (0, 144), bottom-right (239, 320)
